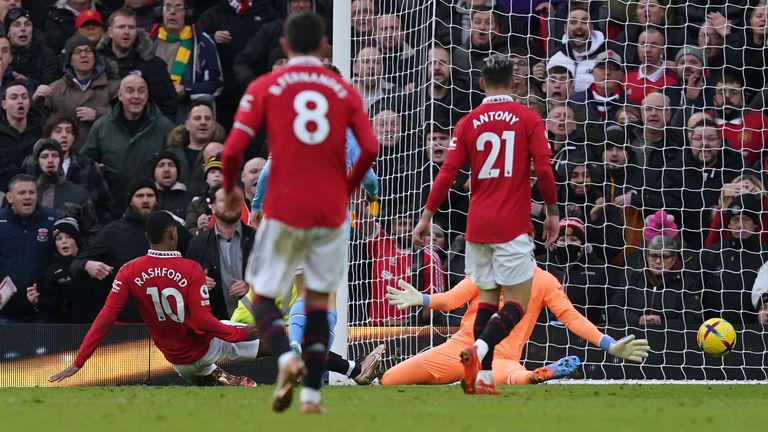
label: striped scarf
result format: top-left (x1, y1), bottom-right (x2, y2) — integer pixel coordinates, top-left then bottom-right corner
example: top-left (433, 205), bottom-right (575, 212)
top-left (158, 25), bottom-right (194, 86)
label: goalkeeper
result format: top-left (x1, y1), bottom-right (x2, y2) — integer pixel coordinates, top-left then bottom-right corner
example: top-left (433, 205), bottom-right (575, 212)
top-left (381, 267), bottom-right (650, 385)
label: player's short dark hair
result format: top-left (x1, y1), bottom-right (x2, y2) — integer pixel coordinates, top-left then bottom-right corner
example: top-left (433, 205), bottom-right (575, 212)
top-left (481, 54), bottom-right (513, 89)
top-left (145, 211), bottom-right (176, 244)
top-left (43, 113), bottom-right (78, 142)
top-left (284, 12), bottom-right (325, 54)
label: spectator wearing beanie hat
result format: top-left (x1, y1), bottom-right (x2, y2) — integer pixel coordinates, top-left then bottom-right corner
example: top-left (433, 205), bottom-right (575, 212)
top-left (664, 44), bottom-right (715, 113)
top-left (33, 138), bottom-right (101, 239)
top-left (537, 217), bottom-right (610, 325)
top-left (32, 34), bottom-right (120, 149)
top-left (28, 217), bottom-right (112, 323)
top-left (6, 8), bottom-right (61, 87)
top-left (70, 176), bottom-right (191, 322)
top-left (153, 150), bottom-right (191, 219)
top-left (74, 9), bottom-right (104, 46)
top-left (700, 193), bottom-right (768, 327)
top-left (608, 207), bottom-right (703, 328)
top-left (185, 154), bottom-right (223, 234)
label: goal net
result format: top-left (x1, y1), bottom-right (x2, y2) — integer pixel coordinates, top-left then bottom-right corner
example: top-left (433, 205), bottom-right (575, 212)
top-left (340, 0), bottom-right (768, 381)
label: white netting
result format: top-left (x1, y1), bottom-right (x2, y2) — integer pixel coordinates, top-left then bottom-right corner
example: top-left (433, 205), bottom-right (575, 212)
top-left (343, 0), bottom-right (768, 380)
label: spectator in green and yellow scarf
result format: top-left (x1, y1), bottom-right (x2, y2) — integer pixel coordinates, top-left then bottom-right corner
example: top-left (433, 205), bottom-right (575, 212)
top-left (151, 0), bottom-right (223, 123)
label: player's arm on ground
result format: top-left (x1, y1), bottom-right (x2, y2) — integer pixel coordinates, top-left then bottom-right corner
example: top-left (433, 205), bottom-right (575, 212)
top-left (542, 273), bottom-right (650, 363)
top-left (386, 277), bottom-right (477, 311)
top-left (49, 267), bottom-right (133, 381)
top-left (528, 116), bottom-right (559, 248)
top-left (184, 264), bottom-right (254, 342)
top-left (346, 88), bottom-right (378, 194)
top-left (222, 79), bottom-right (267, 192)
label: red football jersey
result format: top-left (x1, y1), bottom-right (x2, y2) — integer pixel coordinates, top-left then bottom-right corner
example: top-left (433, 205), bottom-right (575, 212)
top-left (222, 56), bottom-right (378, 228)
top-left (425, 95), bottom-right (557, 243)
top-left (716, 111), bottom-right (768, 167)
top-left (73, 250), bottom-right (248, 368)
top-left (367, 226), bottom-right (446, 325)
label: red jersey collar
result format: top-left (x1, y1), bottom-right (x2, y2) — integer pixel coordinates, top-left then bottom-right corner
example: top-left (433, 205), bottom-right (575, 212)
top-left (147, 249), bottom-right (182, 258)
top-left (287, 56), bottom-right (324, 67)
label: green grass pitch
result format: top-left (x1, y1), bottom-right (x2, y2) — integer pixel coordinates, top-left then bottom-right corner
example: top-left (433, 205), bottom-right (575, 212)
top-left (2, 385), bottom-right (766, 432)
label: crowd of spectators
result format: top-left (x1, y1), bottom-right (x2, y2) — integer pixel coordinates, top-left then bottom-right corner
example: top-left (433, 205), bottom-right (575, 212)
top-left (0, 0), bottom-right (767, 337)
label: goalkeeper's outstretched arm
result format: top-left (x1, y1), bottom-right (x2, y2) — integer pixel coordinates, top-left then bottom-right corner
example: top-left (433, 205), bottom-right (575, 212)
top-left (385, 277), bottom-right (477, 311)
top-left (544, 278), bottom-right (650, 363)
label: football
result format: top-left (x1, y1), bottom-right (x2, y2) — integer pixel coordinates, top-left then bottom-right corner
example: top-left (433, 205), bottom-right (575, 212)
top-left (697, 318), bottom-right (736, 357)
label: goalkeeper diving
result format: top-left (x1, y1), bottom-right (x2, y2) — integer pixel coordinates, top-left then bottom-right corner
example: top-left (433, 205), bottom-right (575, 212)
top-left (381, 267), bottom-right (650, 385)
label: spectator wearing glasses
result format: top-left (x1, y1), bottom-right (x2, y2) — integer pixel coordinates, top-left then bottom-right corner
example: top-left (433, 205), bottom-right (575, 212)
top-left (151, 0), bottom-right (223, 123)
top-left (32, 35), bottom-right (120, 148)
top-left (608, 215), bottom-right (703, 329)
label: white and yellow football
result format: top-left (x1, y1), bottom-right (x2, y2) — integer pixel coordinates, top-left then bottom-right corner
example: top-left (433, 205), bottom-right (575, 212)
top-left (697, 318), bottom-right (736, 357)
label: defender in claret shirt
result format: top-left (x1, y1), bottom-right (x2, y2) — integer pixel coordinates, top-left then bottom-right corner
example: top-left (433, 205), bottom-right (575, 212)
top-left (220, 12), bottom-right (377, 414)
top-left (413, 54), bottom-right (559, 395)
top-left (49, 211), bottom-right (263, 386)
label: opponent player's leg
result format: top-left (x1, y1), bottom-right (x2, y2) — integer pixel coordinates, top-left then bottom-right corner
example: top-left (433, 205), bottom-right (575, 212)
top-left (299, 224), bottom-right (346, 413)
top-left (288, 274), bottom-right (307, 354)
top-left (460, 242), bottom-right (501, 394)
top-left (247, 219), bottom-right (307, 412)
top-left (326, 343), bottom-right (386, 385)
top-left (382, 337), bottom-right (467, 385)
top-left (287, 276), bottom-right (337, 355)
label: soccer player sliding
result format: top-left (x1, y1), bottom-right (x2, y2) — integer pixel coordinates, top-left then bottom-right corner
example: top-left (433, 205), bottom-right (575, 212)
top-left (220, 12), bottom-right (377, 413)
top-left (382, 268), bottom-right (651, 386)
top-left (49, 211), bottom-right (264, 386)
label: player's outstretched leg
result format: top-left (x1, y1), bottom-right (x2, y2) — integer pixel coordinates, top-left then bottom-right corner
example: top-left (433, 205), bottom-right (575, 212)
top-left (253, 295), bottom-right (306, 412)
top-left (324, 344), bottom-right (386, 384)
top-left (529, 356), bottom-right (581, 384)
top-left (195, 367), bottom-right (258, 387)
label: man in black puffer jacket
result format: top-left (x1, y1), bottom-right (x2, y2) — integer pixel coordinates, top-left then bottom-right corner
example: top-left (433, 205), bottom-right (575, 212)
top-left (70, 177), bottom-right (191, 322)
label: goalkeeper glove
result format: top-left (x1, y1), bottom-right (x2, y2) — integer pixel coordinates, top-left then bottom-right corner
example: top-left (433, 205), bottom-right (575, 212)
top-left (599, 334), bottom-right (650, 363)
top-left (384, 280), bottom-right (430, 310)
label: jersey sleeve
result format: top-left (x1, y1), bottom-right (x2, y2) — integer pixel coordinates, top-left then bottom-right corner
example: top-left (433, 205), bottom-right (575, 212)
top-left (346, 129), bottom-right (379, 196)
top-left (222, 79), bottom-right (267, 191)
top-left (528, 115), bottom-right (557, 206)
top-left (543, 274), bottom-right (604, 347)
top-left (184, 264), bottom-right (248, 342)
top-left (251, 157), bottom-right (271, 211)
top-left (73, 266), bottom-right (133, 368)
top-left (428, 277), bottom-right (477, 311)
top-left (425, 120), bottom-right (467, 213)
top-left (346, 88), bottom-right (379, 194)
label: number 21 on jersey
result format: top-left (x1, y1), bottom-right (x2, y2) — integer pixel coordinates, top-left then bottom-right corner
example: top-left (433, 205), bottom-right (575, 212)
top-left (476, 131), bottom-right (515, 179)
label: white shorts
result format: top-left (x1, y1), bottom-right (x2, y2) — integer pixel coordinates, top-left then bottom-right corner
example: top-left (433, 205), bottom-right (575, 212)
top-left (246, 218), bottom-right (346, 298)
top-left (172, 320), bottom-right (260, 382)
top-left (465, 234), bottom-right (536, 290)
